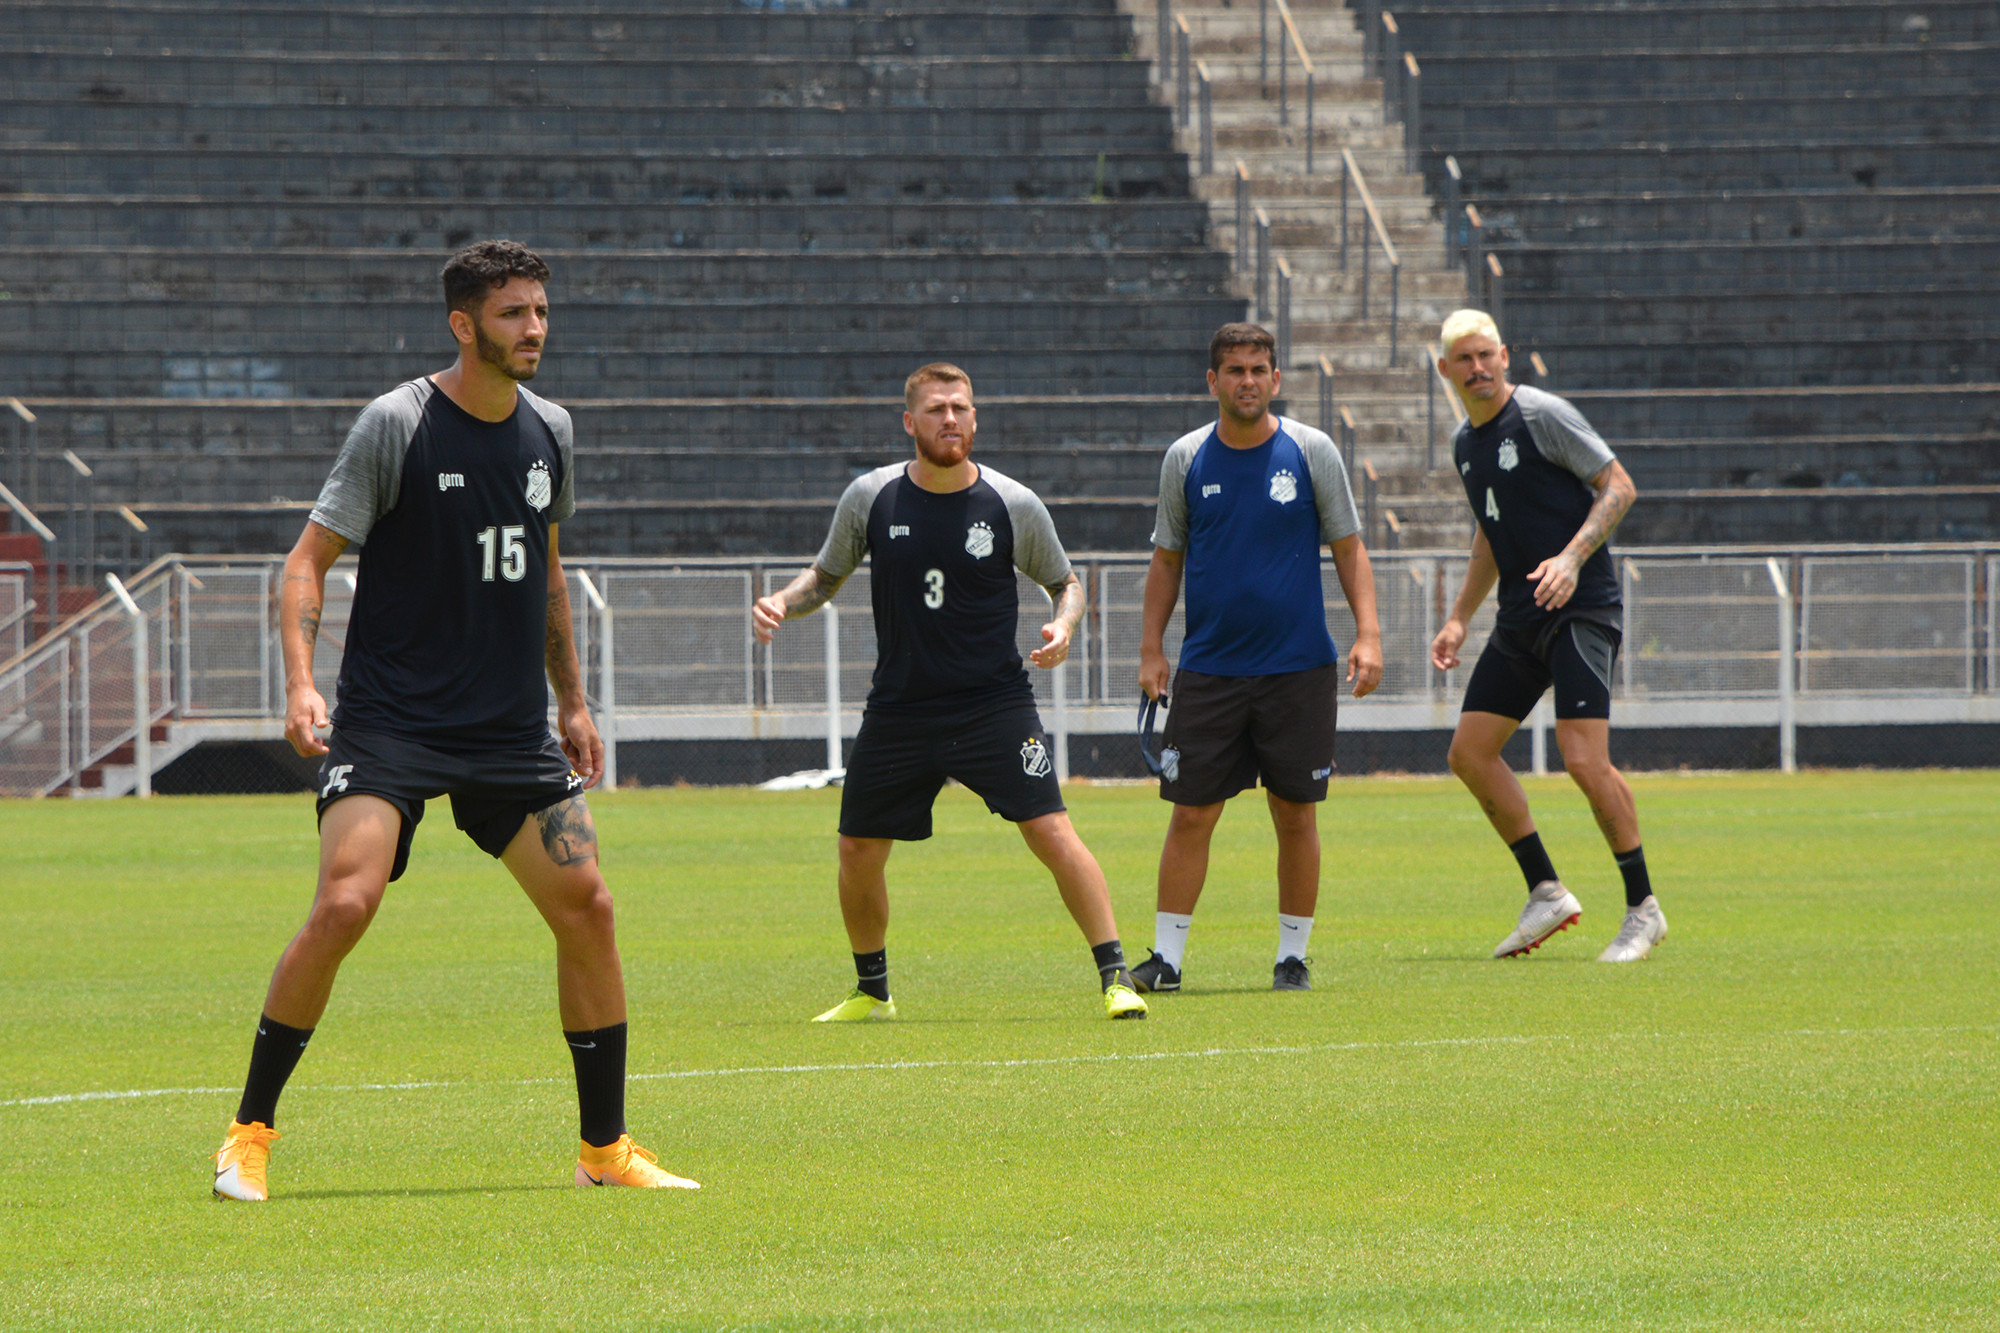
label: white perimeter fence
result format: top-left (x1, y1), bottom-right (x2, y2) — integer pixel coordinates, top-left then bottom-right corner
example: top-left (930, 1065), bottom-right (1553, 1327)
top-left (2, 546), bottom-right (1998, 796)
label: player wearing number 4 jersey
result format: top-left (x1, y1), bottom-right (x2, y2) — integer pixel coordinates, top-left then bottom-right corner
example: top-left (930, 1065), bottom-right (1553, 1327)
top-left (210, 242), bottom-right (697, 1203)
top-left (1429, 310), bottom-right (1667, 963)
top-left (753, 363), bottom-right (1147, 1022)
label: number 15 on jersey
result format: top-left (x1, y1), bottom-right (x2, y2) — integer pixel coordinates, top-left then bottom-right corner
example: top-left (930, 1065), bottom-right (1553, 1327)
top-left (477, 525), bottom-right (528, 582)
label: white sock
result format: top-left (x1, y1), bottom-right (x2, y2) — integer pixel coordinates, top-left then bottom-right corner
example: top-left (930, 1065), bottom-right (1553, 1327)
top-left (1278, 913), bottom-right (1314, 963)
top-left (1154, 912), bottom-right (1193, 970)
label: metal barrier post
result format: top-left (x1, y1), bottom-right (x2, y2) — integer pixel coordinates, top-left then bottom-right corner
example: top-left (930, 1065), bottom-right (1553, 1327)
top-left (1443, 156), bottom-right (1462, 267)
top-left (107, 573), bottom-right (150, 798)
top-left (1197, 62), bottom-right (1213, 175)
top-left (1361, 211), bottom-right (1372, 318)
top-left (1053, 655), bottom-right (1070, 784)
top-left (1339, 405), bottom-right (1356, 477)
top-left (1278, 14), bottom-right (1289, 123)
top-left (1403, 53), bottom-right (1421, 173)
top-left (1259, 0), bottom-right (1268, 88)
top-left (1465, 204), bottom-right (1483, 295)
top-left (64, 451), bottom-right (93, 622)
top-left (576, 571), bottom-right (616, 791)
top-left (1275, 257), bottom-right (1293, 369)
top-left (1234, 161), bottom-right (1250, 276)
top-left (1391, 262), bottom-right (1400, 365)
top-left (1381, 13), bottom-right (1400, 120)
top-left (1339, 155), bottom-right (1350, 270)
top-left (823, 601), bottom-right (842, 772)
top-left (1306, 68), bottom-right (1315, 174)
top-left (1318, 355), bottom-right (1334, 435)
top-left (1255, 207), bottom-right (1272, 321)
top-left (1531, 696), bottom-right (1548, 776)
top-left (1486, 252), bottom-right (1505, 334)
top-left (1157, 0), bottom-right (1171, 86)
top-left (1768, 557), bottom-right (1795, 773)
top-left (1362, 459), bottom-right (1379, 546)
top-left (1176, 16), bottom-right (1191, 128)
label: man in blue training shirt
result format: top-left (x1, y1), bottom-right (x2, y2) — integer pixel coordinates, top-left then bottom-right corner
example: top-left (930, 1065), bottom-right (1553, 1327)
top-left (1131, 323), bottom-right (1383, 994)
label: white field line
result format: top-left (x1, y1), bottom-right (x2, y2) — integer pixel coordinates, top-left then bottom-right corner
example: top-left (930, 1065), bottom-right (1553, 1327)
top-left (3, 1025), bottom-right (1990, 1111)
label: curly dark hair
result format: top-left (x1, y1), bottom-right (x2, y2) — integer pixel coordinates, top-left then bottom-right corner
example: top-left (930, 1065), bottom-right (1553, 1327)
top-left (1208, 321), bottom-right (1275, 371)
top-left (440, 239), bottom-right (551, 315)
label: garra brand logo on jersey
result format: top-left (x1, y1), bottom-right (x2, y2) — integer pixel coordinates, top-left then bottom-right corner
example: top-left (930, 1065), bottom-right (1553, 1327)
top-left (525, 460), bottom-right (552, 511)
top-left (1461, 460), bottom-right (1472, 475)
top-left (965, 521), bottom-right (995, 559)
top-left (1021, 737), bottom-right (1052, 777)
top-left (1269, 469), bottom-right (1299, 504)
top-left (1202, 484), bottom-right (1222, 498)
top-left (889, 525), bottom-right (910, 539)
top-left (1497, 440), bottom-right (1521, 472)
top-left (437, 472), bottom-right (465, 492)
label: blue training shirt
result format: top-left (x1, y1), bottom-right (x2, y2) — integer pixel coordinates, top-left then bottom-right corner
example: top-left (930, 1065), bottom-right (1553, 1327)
top-left (1151, 417), bottom-right (1362, 678)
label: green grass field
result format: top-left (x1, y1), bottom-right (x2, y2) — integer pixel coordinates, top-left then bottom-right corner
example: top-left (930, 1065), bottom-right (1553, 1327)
top-left (2, 772), bottom-right (1996, 1331)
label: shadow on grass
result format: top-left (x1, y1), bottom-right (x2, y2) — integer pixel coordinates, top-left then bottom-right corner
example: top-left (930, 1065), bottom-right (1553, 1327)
top-left (1394, 954), bottom-right (1591, 964)
top-left (276, 1182), bottom-right (570, 1202)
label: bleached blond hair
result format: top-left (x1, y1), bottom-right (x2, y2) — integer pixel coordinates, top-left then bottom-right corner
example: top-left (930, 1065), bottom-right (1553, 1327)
top-left (1439, 309), bottom-right (1502, 352)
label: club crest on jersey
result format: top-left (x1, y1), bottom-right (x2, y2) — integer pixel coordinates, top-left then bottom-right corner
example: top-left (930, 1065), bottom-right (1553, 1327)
top-left (1021, 737), bottom-right (1052, 777)
top-left (965, 521), bottom-right (995, 559)
top-left (1268, 469), bottom-right (1299, 504)
top-left (525, 460), bottom-right (552, 511)
top-left (1497, 440), bottom-right (1521, 472)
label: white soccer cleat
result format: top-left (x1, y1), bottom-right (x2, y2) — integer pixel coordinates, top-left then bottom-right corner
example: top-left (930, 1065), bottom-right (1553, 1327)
top-left (1493, 880), bottom-right (1582, 958)
top-left (1598, 896), bottom-right (1668, 963)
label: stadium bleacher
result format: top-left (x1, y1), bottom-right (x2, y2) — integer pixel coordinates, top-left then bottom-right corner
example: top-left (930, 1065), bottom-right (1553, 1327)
top-left (1392, 0), bottom-right (2000, 543)
top-left (4, 0), bottom-right (1241, 568)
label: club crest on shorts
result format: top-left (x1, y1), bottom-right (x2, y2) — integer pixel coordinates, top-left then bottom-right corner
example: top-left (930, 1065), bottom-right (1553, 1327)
top-left (965, 521), bottom-right (995, 559)
top-left (1160, 746), bottom-right (1181, 783)
top-left (1268, 468), bottom-right (1299, 504)
top-left (1020, 736), bottom-right (1052, 777)
top-left (525, 460), bottom-right (552, 510)
top-left (1497, 440), bottom-right (1520, 471)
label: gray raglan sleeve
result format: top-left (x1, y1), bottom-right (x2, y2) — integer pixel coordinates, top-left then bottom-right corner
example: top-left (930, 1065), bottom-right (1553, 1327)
top-left (1292, 421), bottom-right (1362, 545)
top-left (309, 389), bottom-right (422, 545)
top-left (812, 472), bottom-right (883, 581)
top-left (1149, 436), bottom-right (1198, 551)
top-left (527, 394), bottom-right (577, 525)
top-left (1522, 387), bottom-right (1617, 483)
top-left (1003, 483), bottom-right (1073, 589)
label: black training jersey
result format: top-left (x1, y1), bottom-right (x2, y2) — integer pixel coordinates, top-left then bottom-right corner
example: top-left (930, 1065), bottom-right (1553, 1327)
top-left (1453, 386), bottom-right (1621, 632)
top-left (309, 378), bottom-right (576, 749)
top-left (814, 463), bottom-right (1072, 715)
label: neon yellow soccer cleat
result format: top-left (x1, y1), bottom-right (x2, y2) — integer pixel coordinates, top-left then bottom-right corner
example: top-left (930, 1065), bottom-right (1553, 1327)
top-left (212, 1120), bottom-right (281, 1201)
top-left (812, 989), bottom-right (897, 1022)
top-left (1103, 980), bottom-right (1149, 1020)
top-left (575, 1134), bottom-right (700, 1189)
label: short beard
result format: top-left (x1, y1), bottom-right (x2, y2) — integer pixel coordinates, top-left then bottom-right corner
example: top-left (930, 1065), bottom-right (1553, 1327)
top-left (474, 322), bottom-right (537, 381)
top-left (1219, 393), bottom-right (1270, 426)
top-left (914, 431), bottom-right (970, 469)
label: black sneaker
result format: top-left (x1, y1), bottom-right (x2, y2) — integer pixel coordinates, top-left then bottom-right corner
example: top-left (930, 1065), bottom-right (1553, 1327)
top-left (1273, 956), bottom-right (1312, 991)
top-left (1129, 949), bottom-right (1181, 994)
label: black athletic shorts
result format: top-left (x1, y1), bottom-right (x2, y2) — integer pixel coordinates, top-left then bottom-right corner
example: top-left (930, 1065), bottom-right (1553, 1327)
top-left (838, 696), bottom-right (1065, 841)
top-left (1461, 615), bottom-right (1622, 723)
top-left (312, 728), bottom-right (585, 882)
top-left (1158, 663), bottom-right (1338, 807)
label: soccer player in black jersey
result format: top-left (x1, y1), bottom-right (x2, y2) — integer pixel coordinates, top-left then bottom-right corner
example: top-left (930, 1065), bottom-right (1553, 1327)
top-left (752, 363), bottom-right (1147, 1021)
top-left (211, 241), bottom-right (698, 1201)
top-left (1428, 310), bottom-right (1667, 963)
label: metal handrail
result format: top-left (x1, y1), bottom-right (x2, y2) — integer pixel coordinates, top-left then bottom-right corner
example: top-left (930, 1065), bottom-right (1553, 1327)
top-left (1270, 0), bottom-right (1317, 172)
top-left (1195, 60), bottom-right (1213, 175)
top-left (1341, 147), bottom-right (1403, 363)
top-left (1175, 15), bottom-right (1192, 128)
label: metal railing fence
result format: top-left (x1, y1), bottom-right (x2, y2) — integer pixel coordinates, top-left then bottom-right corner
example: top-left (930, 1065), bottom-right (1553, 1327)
top-left (6, 546), bottom-right (1998, 793)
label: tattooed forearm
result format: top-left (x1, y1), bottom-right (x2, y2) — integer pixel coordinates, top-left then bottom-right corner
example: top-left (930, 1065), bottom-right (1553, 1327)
top-left (298, 601), bottom-right (321, 652)
top-left (544, 588), bottom-right (582, 699)
top-left (1565, 463), bottom-right (1636, 564)
top-left (1048, 574), bottom-right (1086, 637)
top-left (535, 796), bottom-right (599, 866)
top-left (776, 565), bottom-right (846, 619)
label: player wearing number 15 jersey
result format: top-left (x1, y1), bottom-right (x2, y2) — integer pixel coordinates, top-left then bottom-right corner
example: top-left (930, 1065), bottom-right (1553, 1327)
top-left (210, 241), bottom-right (697, 1203)
top-left (753, 363), bottom-right (1147, 1022)
top-left (1428, 309), bottom-right (1667, 965)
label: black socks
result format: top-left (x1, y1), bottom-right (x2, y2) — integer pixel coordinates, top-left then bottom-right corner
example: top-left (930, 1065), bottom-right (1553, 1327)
top-left (1091, 939), bottom-right (1128, 991)
top-left (564, 1022), bottom-right (628, 1149)
top-left (853, 949), bottom-right (889, 1002)
top-left (236, 1015), bottom-right (314, 1129)
top-left (1615, 845), bottom-right (1653, 908)
top-left (1509, 831), bottom-right (1559, 891)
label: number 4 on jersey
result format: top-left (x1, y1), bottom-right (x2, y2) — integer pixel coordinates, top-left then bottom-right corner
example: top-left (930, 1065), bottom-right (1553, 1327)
top-left (477, 525), bottom-right (527, 582)
top-left (1484, 488), bottom-right (1501, 522)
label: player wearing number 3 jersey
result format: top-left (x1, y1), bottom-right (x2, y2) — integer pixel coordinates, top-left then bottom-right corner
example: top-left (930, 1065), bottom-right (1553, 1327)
top-left (1430, 309), bottom-right (1668, 965)
top-left (209, 242), bottom-right (697, 1203)
top-left (753, 363), bottom-right (1147, 1022)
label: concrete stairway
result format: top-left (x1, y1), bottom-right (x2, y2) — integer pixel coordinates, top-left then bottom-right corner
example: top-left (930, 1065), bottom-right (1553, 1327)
top-left (1122, 0), bottom-right (1474, 548)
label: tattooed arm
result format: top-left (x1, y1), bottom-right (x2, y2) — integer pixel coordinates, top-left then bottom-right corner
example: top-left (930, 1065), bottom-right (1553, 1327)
top-left (750, 564), bottom-right (850, 644)
top-left (546, 527), bottom-right (604, 788)
top-left (1531, 460), bottom-right (1637, 610)
top-left (280, 520), bottom-right (349, 757)
top-left (1028, 572), bottom-right (1086, 669)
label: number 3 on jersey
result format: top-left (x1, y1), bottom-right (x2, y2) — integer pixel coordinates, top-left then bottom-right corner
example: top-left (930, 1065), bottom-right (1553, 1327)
top-left (922, 568), bottom-right (945, 609)
top-left (477, 525), bottom-right (527, 582)
top-left (1484, 488), bottom-right (1501, 522)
